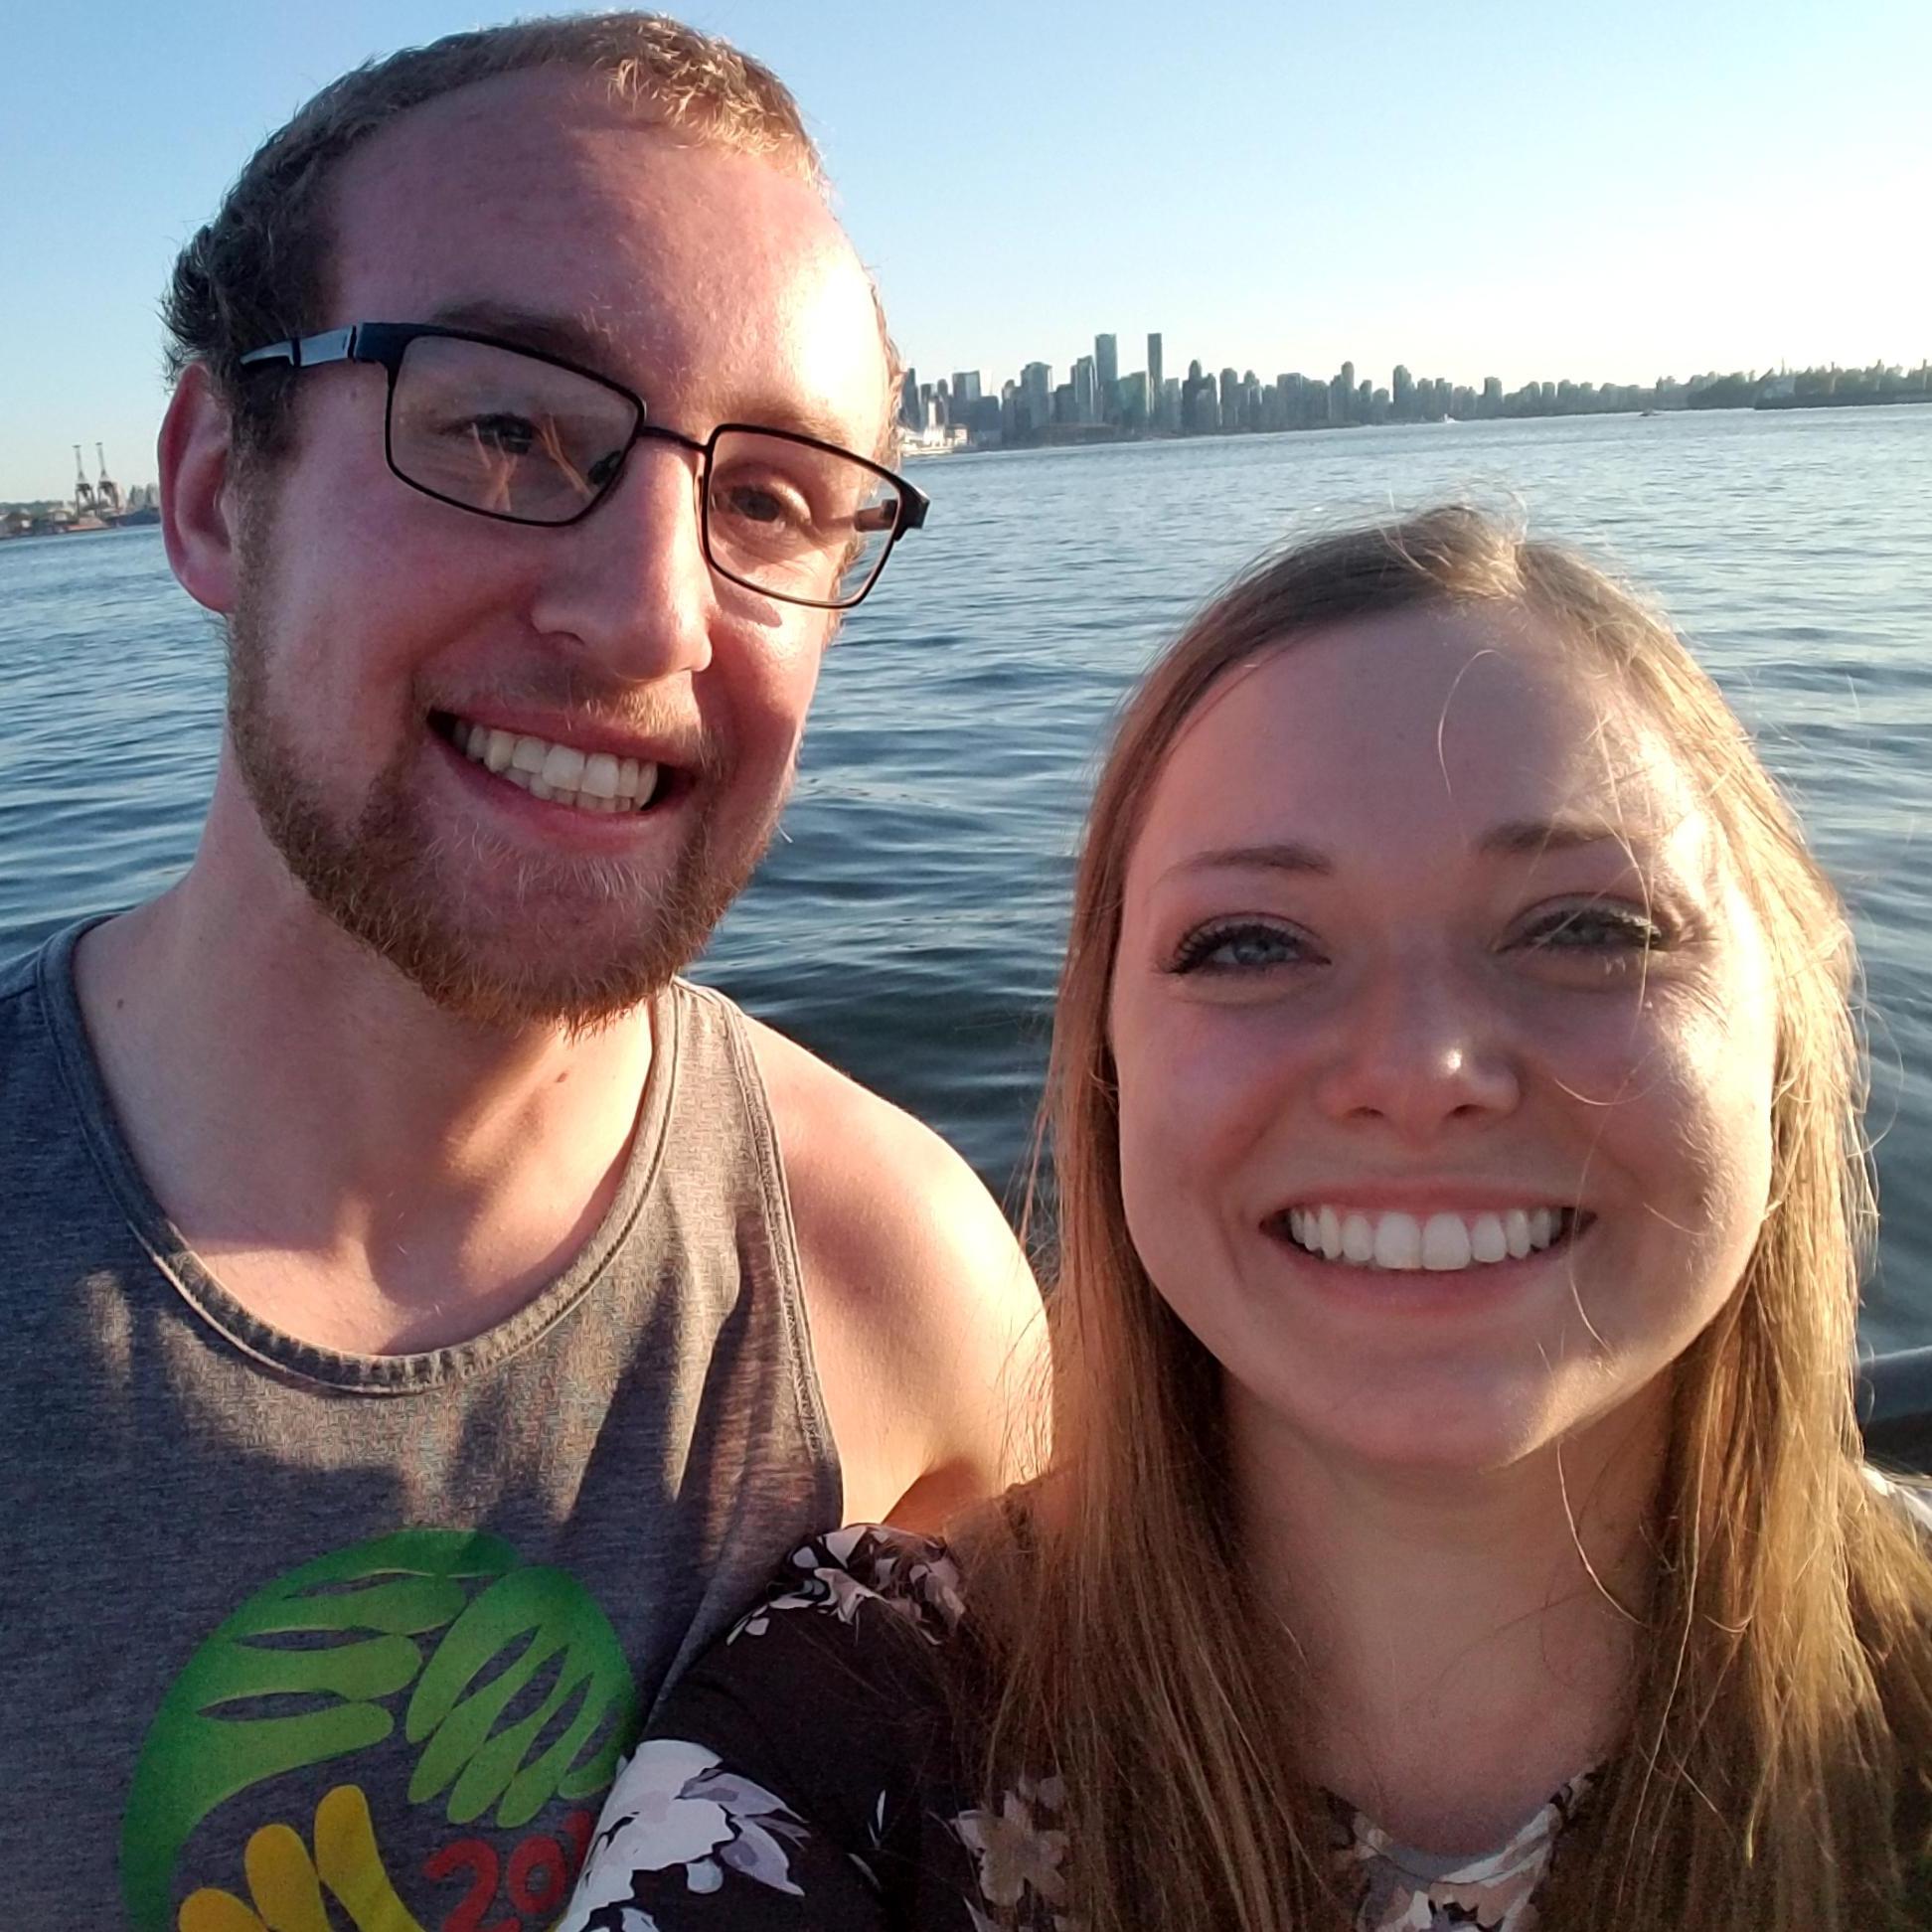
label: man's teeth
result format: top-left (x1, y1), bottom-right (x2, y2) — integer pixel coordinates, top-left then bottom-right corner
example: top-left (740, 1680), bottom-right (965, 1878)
top-left (449, 720), bottom-right (660, 813)
top-left (1279, 1206), bottom-right (1576, 1272)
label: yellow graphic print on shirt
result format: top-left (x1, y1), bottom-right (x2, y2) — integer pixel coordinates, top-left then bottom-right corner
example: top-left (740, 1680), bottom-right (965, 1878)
top-left (120, 1529), bottom-right (641, 1932)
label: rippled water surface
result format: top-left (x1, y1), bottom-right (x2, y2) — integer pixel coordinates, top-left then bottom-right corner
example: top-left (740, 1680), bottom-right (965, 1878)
top-left (4, 407), bottom-right (1929, 1342)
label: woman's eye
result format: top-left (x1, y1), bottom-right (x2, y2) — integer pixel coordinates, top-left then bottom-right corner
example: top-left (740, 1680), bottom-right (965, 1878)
top-left (1167, 920), bottom-right (1318, 975)
top-left (1515, 903), bottom-right (1667, 955)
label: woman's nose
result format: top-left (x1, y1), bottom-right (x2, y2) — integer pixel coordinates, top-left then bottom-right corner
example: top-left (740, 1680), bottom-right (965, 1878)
top-left (1310, 950), bottom-right (1522, 1139)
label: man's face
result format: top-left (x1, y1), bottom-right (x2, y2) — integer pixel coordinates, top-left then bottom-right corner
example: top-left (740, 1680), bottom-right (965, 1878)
top-left (223, 72), bottom-right (891, 1028)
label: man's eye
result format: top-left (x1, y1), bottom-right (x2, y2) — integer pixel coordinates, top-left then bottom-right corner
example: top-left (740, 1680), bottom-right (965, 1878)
top-left (1166, 920), bottom-right (1319, 975)
top-left (462, 413), bottom-right (539, 455)
top-left (1515, 904), bottom-right (1667, 953)
top-left (717, 479), bottom-right (813, 529)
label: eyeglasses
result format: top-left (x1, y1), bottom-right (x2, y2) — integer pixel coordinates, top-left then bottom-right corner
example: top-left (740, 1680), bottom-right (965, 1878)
top-left (239, 322), bottom-right (928, 610)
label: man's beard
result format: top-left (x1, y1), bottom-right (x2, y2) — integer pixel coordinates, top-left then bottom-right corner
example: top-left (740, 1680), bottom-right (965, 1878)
top-left (225, 564), bottom-right (778, 1033)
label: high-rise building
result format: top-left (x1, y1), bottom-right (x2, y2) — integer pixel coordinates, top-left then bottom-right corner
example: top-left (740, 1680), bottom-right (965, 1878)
top-left (1218, 367), bottom-right (1240, 432)
top-left (951, 370), bottom-right (983, 410)
top-left (897, 370), bottom-right (921, 430)
top-left (1147, 334), bottom-right (1164, 412)
top-left (1094, 334), bottom-right (1118, 422)
top-left (1021, 361), bottom-right (1052, 433)
top-left (1392, 364), bottom-right (1414, 418)
top-left (1182, 361), bottom-right (1209, 432)
top-left (1072, 355), bottom-right (1099, 424)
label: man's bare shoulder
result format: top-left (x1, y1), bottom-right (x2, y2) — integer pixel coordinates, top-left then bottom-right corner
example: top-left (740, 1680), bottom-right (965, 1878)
top-left (743, 1015), bottom-right (1026, 1282)
top-left (741, 1013), bottom-right (1045, 1530)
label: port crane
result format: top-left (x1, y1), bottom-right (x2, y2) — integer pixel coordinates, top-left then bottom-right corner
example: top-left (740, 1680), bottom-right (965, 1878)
top-left (94, 444), bottom-right (121, 516)
top-left (72, 444), bottom-right (96, 513)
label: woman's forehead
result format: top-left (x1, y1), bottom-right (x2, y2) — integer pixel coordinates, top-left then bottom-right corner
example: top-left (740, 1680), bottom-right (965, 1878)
top-left (1132, 603), bottom-right (1708, 876)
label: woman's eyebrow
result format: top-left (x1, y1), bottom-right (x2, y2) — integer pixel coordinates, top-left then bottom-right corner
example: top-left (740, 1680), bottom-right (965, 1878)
top-left (1477, 819), bottom-right (1635, 859)
top-left (1160, 821), bottom-right (1649, 886)
top-left (1161, 841), bottom-right (1335, 884)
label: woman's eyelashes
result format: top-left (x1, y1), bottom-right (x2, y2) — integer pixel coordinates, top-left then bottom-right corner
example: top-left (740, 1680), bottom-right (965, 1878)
top-left (1509, 898), bottom-right (1671, 958)
top-left (1163, 897), bottom-right (1674, 980)
top-left (1165, 918), bottom-right (1325, 976)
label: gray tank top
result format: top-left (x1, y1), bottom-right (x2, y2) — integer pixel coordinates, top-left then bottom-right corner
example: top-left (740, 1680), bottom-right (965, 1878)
top-left (0, 918), bottom-right (842, 1931)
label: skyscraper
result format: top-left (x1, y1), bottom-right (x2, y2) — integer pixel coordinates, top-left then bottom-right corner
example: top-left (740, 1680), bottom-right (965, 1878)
top-left (1147, 333), bottom-right (1164, 415)
top-left (1072, 355), bottom-right (1099, 425)
top-left (1021, 362), bottom-right (1052, 433)
top-left (897, 370), bottom-right (920, 431)
top-left (1095, 334), bottom-right (1118, 423)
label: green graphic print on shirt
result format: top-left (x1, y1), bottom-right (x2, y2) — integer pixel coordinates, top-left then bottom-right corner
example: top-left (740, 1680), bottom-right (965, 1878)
top-left (120, 1529), bottom-right (641, 1932)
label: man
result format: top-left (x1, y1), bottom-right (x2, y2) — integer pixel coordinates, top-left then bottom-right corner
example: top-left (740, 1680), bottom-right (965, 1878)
top-left (0, 17), bottom-right (1039, 1926)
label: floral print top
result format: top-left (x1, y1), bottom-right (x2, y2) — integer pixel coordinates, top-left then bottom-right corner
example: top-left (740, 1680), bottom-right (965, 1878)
top-left (559, 1525), bottom-right (1593, 1932)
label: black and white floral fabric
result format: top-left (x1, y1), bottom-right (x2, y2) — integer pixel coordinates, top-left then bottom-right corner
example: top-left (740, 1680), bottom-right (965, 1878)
top-left (560, 1525), bottom-right (1586, 1932)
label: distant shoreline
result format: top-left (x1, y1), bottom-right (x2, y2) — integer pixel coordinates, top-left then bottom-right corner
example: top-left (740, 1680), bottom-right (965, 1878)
top-left (927, 395), bottom-right (1932, 456)
top-left (1755, 391), bottom-right (1932, 412)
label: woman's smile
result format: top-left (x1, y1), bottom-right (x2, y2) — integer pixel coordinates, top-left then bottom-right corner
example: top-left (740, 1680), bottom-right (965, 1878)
top-left (1109, 598), bottom-right (1777, 1472)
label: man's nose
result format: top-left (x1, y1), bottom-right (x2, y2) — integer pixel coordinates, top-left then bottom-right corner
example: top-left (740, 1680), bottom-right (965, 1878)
top-left (1310, 948), bottom-right (1522, 1140)
top-left (526, 441), bottom-right (716, 683)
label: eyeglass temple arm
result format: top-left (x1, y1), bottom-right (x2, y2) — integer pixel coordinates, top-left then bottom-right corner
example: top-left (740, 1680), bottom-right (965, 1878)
top-left (239, 326), bottom-right (361, 371)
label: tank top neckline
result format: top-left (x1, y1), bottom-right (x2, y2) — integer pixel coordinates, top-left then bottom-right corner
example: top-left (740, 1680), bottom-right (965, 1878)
top-left (37, 914), bottom-right (689, 1393)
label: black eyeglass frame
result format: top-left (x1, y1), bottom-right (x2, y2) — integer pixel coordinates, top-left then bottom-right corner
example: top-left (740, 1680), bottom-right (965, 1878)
top-left (239, 321), bottom-right (930, 610)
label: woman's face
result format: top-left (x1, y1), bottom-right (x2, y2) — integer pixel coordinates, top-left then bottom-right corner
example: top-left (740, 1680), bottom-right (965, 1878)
top-left (1108, 602), bottom-right (1779, 1475)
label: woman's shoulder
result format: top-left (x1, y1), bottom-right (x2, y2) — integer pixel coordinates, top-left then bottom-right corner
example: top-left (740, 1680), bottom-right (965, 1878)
top-left (1863, 1463), bottom-right (1932, 1537)
top-left (559, 1528), bottom-right (988, 1930)
top-left (723, 1522), bottom-right (972, 1651)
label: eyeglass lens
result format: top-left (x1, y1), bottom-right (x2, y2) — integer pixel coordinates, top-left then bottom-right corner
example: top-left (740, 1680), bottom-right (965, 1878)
top-left (389, 335), bottom-right (904, 607)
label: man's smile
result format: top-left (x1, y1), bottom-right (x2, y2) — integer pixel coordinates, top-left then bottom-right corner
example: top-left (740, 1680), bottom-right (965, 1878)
top-left (430, 711), bottom-right (695, 817)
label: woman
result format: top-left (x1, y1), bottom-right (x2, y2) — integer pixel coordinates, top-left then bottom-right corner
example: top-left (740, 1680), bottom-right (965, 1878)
top-left (562, 506), bottom-right (1932, 1930)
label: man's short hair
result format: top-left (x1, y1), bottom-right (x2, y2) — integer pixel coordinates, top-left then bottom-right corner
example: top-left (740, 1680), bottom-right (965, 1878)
top-left (164, 13), bottom-right (827, 467)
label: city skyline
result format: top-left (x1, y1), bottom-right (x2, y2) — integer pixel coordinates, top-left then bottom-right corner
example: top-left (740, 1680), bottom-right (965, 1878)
top-left (4, 0), bottom-right (1928, 498)
top-left (10, 335), bottom-right (1927, 519)
top-left (899, 331), bottom-right (1932, 451)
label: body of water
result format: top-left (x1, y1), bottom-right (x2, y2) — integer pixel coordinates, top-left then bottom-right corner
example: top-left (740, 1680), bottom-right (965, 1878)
top-left (4, 406), bottom-right (1929, 1344)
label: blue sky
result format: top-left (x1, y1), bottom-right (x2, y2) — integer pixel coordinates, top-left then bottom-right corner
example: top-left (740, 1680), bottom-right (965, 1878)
top-left (3, 0), bottom-right (1927, 500)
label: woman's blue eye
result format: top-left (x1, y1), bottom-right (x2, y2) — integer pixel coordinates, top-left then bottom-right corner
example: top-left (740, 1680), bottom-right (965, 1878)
top-left (1167, 921), bottom-right (1317, 975)
top-left (1517, 904), bottom-right (1666, 953)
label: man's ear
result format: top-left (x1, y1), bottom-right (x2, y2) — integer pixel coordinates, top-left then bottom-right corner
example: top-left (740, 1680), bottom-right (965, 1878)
top-left (160, 363), bottom-right (244, 615)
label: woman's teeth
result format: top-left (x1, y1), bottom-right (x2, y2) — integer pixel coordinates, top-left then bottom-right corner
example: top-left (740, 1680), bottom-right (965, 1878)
top-left (447, 718), bottom-right (660, 814)
top-left (1277, 1206), bottom-right (1578, 1272)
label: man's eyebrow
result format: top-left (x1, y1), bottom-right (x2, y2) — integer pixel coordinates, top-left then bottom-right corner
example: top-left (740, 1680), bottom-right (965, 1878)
top-left (726, 390), bottom-right (873, 452)
top-left (423, 301), bottom-right (624, 372)
top-left (417, 307), bottom-right (868, 450)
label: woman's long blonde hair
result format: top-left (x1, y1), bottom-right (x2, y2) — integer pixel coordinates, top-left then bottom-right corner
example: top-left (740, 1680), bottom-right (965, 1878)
top-left (977, 506), bottom-right (1932, 1929)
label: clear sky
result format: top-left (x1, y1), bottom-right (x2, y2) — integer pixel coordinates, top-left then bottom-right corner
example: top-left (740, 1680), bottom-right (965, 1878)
top-left (3, 0), bottom-right (1927, 501)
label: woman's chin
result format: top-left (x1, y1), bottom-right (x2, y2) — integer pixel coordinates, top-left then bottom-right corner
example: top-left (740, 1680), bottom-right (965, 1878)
top-left (1226, 1358), bottom-right (1629, 1485)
